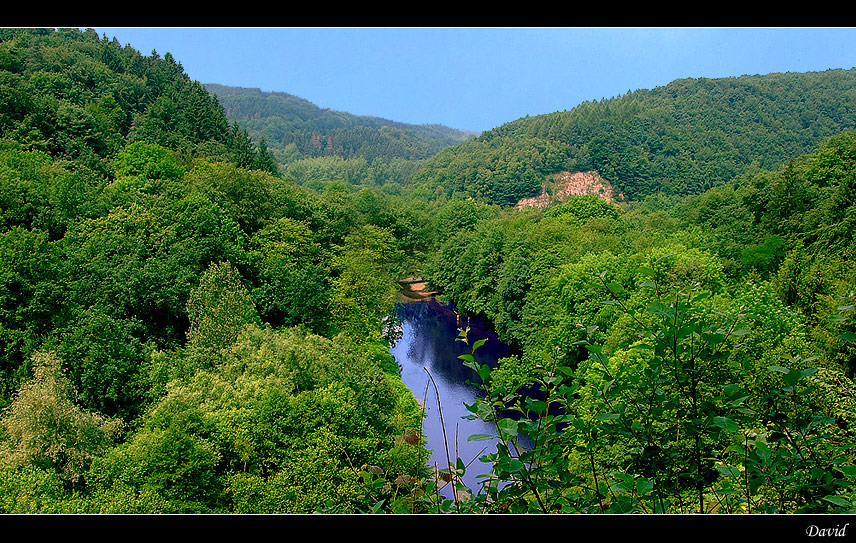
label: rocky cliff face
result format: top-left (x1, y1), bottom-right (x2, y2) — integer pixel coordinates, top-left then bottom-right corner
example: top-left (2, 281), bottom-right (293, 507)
top-left (514, 171), bottom-right (621, 209)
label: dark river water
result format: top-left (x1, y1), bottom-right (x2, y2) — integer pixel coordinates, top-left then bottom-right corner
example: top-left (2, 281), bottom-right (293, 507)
top-left (388, 298), bottom-right (515, 496)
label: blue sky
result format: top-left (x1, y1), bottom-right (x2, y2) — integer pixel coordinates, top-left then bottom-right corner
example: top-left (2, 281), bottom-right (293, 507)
top-left (93, 27), bottom-right (856, 134)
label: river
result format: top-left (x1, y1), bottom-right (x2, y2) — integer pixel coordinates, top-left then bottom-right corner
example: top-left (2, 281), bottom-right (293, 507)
top-left (388, 298), bottom-right (515, 497)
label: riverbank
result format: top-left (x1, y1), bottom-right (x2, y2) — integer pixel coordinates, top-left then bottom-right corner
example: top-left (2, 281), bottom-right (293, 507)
top-left (398, 276), bottom-right (438, 301)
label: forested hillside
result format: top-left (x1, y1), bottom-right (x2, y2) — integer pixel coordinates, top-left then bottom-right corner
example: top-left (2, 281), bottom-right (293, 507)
top-left (1, 27), bottom-right (856, 515)
top-left (207, 83), bottom-right (475, 186)
top-left (413, 69), bottom-right (856, 204)
top-left (421, 132), bottom-right (856, 513)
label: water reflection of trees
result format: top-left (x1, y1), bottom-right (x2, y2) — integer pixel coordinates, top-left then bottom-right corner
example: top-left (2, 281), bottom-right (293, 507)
top-left (392, 299), bottom-right (530, 494)
top-left (393, 300), bottom-right (511, 389)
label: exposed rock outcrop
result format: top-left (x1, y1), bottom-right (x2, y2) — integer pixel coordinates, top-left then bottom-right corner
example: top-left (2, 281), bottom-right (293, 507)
top-left (514, 171), bottom-right (621, 209)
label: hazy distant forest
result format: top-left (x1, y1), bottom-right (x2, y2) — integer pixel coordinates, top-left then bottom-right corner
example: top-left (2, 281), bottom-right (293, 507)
top-left (1, 27), bottom-right (856, 514)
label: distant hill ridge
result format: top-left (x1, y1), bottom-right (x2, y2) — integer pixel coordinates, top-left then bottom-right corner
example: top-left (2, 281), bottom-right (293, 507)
top-left (411, 68), bottom-right (856, 205)
top-left (205, 83), bottom-right (476, 164)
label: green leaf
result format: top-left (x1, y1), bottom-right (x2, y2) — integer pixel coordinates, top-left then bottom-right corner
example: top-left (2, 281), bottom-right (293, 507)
top-left (716, 463), bottom-right (742, 479)
top-left (783, 369), bottom-right (804, 386)
top-left (497, 456), bottom-right (525, 474)
top-left (703, 332), bottom-right (726, 345)
top-left (647, 301), bottom-right (674, 317)
top-left (712, 416), bottom-right (739, 433)
top-left (635, 477), bottom-right (654, 496)
top-left (468, 433), bottom-right (496, 442)
top-left (497, 418), bottom-right (518, 438)
top-left (456, 457), bottom-right (466, 472)
top-left (612, 471), bottom-right (634, 483)
top-left (472, 338), bottom-right (488, 351)
top-left (823, 495), bottom-right (851, 508)
top-left (692, 291), bottom-right (711, 303)
top-left (525, 399), bottom-right (548, 414)
top-left (839, 332), bottom-right (856, 342)
top-left (584, 343), bottom-right (603, 354)
top-left (606, 282), bottom-right (624, 295)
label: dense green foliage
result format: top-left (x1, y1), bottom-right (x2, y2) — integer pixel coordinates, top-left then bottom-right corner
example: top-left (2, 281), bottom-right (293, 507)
top-left (411, 134), bottom-right (569, 206)
top-left (410, 132), bottom-right (856, 513)
top-left (0, 28), bottom-right (428, 513)
top-left (0, 28), bottom-right (278, 177)
top-left (2, 27), bottom-right (856, 515)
